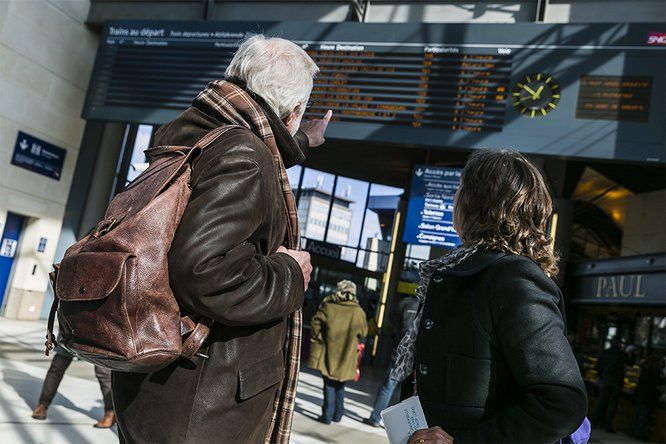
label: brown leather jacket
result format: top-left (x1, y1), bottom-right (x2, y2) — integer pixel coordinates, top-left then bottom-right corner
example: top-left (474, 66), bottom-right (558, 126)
top-left (112, 103), bottom-right (309, 443)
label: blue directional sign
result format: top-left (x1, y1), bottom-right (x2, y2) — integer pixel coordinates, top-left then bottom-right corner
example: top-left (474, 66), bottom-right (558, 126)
top-left (11, 131), bottom-right (67, 181)
top-left (404, 165), bottom-right (462, 249)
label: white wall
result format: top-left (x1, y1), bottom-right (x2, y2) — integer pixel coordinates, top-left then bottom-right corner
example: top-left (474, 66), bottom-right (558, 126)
top-left (622, 189), bottom-right (666, 256)
top-left (0, 0), bottom-right (98, 319)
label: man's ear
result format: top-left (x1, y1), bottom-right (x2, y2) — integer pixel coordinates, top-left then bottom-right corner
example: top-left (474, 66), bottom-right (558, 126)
top-left (282, 110), bottom-right (295, 127)
top-left (282, 104), bottom-right (302, 127)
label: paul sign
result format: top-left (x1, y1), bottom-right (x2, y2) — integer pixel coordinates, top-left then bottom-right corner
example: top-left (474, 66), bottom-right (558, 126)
top-left (595, 274), bottom-right (646, 299)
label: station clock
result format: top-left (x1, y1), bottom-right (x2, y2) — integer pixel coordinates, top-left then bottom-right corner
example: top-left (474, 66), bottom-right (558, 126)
top-left (511, 73), bottom-right (560, 118)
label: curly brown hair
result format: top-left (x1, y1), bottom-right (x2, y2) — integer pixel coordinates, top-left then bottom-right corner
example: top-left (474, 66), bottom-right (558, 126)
top-left (454, 149), bottom-right (559, 276)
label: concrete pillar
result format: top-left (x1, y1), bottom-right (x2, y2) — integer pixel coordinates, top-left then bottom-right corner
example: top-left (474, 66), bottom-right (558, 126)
top-left (0, 209), bottom-right (7, 236)
top-left (552, 198), bottom-right (575, 287)
top-left (373, 197), bottom-right (409, 366)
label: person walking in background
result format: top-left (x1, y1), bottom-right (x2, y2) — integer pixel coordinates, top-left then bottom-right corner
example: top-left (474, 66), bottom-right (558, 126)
top-left (391, 150), bottom-right (587, 443)
top-left (630, 354), bottom-right (665, 440)
top-left (308, 280), bottom-right (368, 424)
top-left (31, 346), bottom-right (115, 428)
top-left (363, 293), bottom-right (419, 427)
top-left (593, 336), bottom-right (634, 433)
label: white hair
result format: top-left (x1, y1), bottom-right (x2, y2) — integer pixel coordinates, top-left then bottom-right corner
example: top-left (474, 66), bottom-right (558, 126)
top-left (225, 35), bottom-right (319, 118)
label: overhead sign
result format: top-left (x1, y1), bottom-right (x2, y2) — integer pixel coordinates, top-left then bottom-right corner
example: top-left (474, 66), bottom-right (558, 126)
top-left (572, 272), bottom-right (665, 306)
top-left (404, 165), bottom-right (462, 249)
top-left (0, 239), bottom-right (18, 258)
top-left (576, 76), bottom-right (652, 122)
top-left (11, 132), bottom-right (67, 180)
top-left (83, 20), bottom-right (665, 162)
top-left (305, 239), bottom-right (342, 260)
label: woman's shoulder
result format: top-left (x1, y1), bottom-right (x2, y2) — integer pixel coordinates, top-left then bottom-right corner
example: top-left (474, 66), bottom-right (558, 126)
top-left (448, 251), bottom-right (545, 279)
top-left (484, 253), bottom-right (560, 295)
top-left (486, 253), bottom-right (548, 275)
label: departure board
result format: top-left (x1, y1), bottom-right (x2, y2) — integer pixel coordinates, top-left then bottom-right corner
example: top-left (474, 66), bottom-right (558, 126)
top-left (83, 21), bottom-right (666, 163)
top-left (576, 76), bottom-right (652, 122)
top-left (307, 49), bottom-right (511, 133)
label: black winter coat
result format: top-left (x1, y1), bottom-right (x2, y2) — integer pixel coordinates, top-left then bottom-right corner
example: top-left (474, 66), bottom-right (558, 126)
top-left (412, 251), bottom-right (587, 443)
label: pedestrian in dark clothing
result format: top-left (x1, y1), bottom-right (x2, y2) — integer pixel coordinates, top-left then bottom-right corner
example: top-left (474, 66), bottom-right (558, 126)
top-left (389, 295), bottom-right (420, 346)
top-left (593, 336), bottom-right (634, 432)
top-left (363, 294), bottom-right (419, 427)
top-left (308, 280), bottom-right (369, 424)
top-left (631, 355), bottom-right (665, 440)
top-left (31, 346), bottom-right (115, 427)
top-left (392, 150), bottom-right (587, 444)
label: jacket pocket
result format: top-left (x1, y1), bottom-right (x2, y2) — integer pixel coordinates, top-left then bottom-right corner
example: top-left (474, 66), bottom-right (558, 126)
top-left (446, 353), bottom-right (498, 408)
top-left (238, 351), bottom-right (284, 400)
top-left (422, 401), bottom-right (486, 437)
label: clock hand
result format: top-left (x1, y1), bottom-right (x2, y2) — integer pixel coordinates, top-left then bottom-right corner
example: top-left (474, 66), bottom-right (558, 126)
top-left (521, 84), bottom-right (539, 96)
top-left (533, 85), bottom-right (545, 99)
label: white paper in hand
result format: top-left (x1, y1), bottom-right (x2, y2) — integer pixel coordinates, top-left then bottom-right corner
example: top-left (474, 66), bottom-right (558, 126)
top-left (380, 395), bottom-right (429, 444)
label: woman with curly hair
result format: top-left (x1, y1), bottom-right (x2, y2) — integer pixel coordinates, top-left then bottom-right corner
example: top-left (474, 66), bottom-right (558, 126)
top-left (392, 150), bottom-right (587, 443)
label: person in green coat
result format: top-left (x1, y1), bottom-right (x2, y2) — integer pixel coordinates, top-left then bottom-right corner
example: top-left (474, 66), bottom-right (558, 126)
top-left (308, 280), bottom-right (369, 424)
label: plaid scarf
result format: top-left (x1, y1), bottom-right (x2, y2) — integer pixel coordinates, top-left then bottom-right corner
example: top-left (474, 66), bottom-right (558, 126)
top-left (195, 80), bottom-right (301, 444)
top-left (390, 246), bottom-right (478, 383)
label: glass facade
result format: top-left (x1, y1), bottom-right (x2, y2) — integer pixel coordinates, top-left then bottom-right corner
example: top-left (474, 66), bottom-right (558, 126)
top-left (126, 125), bottom-right (153, 183)
top-left (290, 167), bottom-right (405, 273)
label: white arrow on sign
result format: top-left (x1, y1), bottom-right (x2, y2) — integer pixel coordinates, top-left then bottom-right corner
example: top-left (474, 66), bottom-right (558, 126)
top-left (19, 139), bottom-right (29, 150)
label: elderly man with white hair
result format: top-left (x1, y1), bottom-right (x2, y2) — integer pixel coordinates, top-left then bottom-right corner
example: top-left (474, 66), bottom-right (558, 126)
top-left (111, 35), bottom-right (331, 443)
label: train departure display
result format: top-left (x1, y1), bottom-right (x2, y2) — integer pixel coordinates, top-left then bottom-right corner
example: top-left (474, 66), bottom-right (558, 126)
top-left (576, 76), bottom-right (652, 122)
top-left (83, 21), bottom-right (666, 163)
top-left (306, 49), bottom-right (511, 133)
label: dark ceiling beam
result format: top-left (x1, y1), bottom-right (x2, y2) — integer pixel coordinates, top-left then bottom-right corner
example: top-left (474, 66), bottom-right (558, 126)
top-left (86, 1), bottom-right (204, 30)
top-left (304, 138), bottom-right (470, 189)
top-left (586, 162), bottom-right (666, 194)
top-left (203, 0), bottom-right (216, 20)
top-left (544, 158), bottom-right (585, 199)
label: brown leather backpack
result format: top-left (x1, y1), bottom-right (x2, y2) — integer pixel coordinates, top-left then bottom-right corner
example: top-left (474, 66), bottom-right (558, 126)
top-left (45, 126), bottom-right (238, 373)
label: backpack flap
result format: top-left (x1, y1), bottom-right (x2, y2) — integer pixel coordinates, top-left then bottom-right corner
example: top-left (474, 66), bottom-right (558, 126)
top-left (56, 252), bottom-right (133, 301)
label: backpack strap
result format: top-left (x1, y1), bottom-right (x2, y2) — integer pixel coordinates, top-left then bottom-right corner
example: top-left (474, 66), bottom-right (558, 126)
top-left (180, 317), bottom-right (212, 359)
top-left (168, 126), bottom-right (244, 359)
top-left (149, 125), bottom-right (243, 200)
top-left (193, 124), bottom-right (243, 151)
top-left (45, 264), bottom-right (60, 356)
top-left (144, 125), bottom-right (243, 162)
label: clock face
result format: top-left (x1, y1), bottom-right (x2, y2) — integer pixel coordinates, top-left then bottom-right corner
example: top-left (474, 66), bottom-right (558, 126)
top-left (511, 73), bottom-right (560, 118)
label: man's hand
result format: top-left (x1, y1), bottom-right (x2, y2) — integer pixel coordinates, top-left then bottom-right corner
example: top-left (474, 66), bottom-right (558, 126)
top-left (277, 246), bottom-right (312, 290)
top-left (299, 110), bottom-right (333, 148)
top-left (408, 427), bottom-right (454, 444)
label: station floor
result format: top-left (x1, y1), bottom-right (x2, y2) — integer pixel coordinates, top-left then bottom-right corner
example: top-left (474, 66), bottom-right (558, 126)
top-left (0, 318), bottom-right (649, 444)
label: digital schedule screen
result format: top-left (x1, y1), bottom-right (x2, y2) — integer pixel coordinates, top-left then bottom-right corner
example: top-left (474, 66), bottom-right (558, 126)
top-left (404, 166), bottom-right (462, 248)
top-left (576, 76), bottom-right (652, 122)
top-left (307, 48), bottom-right (511, 133)
top-left (83, 21), bottom-right (666, 163)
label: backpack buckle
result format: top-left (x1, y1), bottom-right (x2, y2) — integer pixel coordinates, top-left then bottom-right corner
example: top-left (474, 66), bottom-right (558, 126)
top-left (91, 216), bottom-right (122, 239)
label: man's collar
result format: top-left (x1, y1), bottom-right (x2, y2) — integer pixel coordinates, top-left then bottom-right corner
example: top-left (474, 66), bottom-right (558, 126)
top-left (226, 77), bottom-right (306, 168)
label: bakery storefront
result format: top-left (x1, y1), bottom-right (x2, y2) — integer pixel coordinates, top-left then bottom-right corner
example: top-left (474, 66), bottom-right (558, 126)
top-left (569, 253), bottom-right (666, 441)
